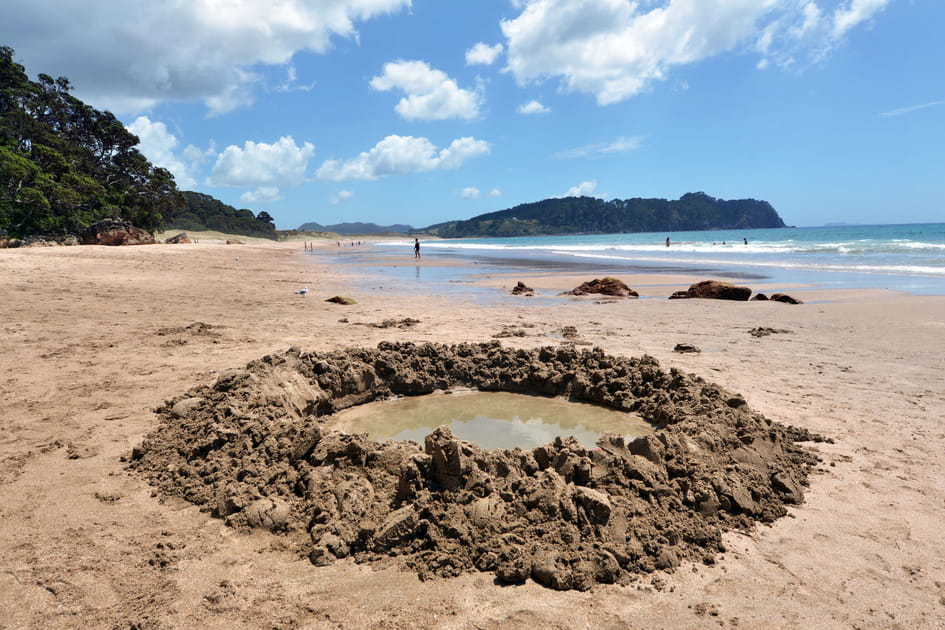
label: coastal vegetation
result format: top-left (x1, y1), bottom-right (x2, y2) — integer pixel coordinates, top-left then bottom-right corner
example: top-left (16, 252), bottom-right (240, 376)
top-left (421, 193), bottom-right (787, 238)
top-left (168, 191), bottom-right (276, 239)
top-left (0, 46), bottom-right (181, 239)
top-left (0, 47), bottom-right (274, 242)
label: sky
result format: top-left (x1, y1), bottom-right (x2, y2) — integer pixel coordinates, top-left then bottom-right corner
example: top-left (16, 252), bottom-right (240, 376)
top-left (2, 0), bottom-right (943, 230)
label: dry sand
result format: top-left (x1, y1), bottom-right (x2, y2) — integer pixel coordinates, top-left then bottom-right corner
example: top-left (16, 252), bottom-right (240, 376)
top-left (1, 239), bottom-right (943, 629)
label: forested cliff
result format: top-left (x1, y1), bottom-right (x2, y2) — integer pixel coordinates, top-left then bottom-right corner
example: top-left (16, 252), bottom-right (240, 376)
top-left (421, 193), bottom-right (787, 238)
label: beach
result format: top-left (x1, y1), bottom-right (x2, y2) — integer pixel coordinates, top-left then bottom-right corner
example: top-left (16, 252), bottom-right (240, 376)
top-left (1, 239), bottom-right (944, 629)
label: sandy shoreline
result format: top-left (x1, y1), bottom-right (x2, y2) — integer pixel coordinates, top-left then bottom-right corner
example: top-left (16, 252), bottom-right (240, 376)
top-left (1, 240), bottom-right (944, 629)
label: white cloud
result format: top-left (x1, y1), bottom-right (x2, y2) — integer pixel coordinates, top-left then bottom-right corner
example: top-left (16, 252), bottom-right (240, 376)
top-left (518, 100), bottom-right (551, 114)
top-left (241, 187), bottom-right (283, 204)
top-left (466, 42), bottom-right (504, 65)
top-left (461, 187), bottom-right (481, 199)
top-left (501, 0), bottom-right (892, 105)
top-left (182, 141), bottom-right (218, 168)
top-left (126, 116), bottom-right (196, 189)
top-left (370, 60), bottom-right (482, 120)
top-left (209, 136), bottom-right (315, 187)
top-left (879, 100), bottom-right (945, 118)
top-left (555, 135), bottom-right (645, 159)
top-left (0, 0), bottom-right (411, 115)
top-left (316, 135), bottom-right (490, 181)
top-left (275, 63), bottom-right (317, 93)
top-left (330, 190), bottom-right (355, 205)
top-left (489, 188), bottom-right (502, 197)
top-left (563, 180), bottom-right (598, 197)
top-left (832, 0), bottom-right (889, 40)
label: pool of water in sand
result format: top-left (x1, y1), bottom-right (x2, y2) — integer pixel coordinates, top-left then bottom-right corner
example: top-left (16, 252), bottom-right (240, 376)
top-left (329, 390), bottom-right (654, 450)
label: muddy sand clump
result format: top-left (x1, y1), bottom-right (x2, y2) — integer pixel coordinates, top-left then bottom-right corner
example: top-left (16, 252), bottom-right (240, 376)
top-left (131, 342), bottom-right (821, 590)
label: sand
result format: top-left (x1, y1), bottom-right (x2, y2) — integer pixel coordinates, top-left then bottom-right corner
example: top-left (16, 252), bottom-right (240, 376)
top-left (1, 239), bottom-right (943, 629)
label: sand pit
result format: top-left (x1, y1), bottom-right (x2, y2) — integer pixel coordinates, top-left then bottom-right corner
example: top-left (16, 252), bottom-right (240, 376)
top-left (131, 342), bottom-right (821, 591)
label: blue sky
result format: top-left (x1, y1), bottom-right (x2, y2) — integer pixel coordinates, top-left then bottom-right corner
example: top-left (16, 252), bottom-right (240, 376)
top-left (2, 0), bottom-right (943, 230)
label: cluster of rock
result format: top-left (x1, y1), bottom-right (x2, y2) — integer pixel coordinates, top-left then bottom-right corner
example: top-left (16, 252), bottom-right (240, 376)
top-left (1, 220), bottom-right (163, 248)
top-left (131, 342), bottom-right (821, 590)
top-left (551, 279), bottom-right (802, 303)
top-left (0, 234), bottom-right (81, 248)
top-left (80, 219), bottom-right (155, 246)
top-left (752, 293), bottom-right (804, 304)
top-left (563, 277), bottom-right (639, 297)
top-left (510, 281), bottom-right (536, 296)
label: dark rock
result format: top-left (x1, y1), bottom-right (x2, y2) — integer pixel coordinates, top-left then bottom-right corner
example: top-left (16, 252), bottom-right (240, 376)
top-left (770, 293), bottom-right (803, 304)
top-left (511, 281), bottom-right (536, 296)
top-left (749, 327), bottom-right (792, 337)
top-left (673, 343), bottom-right (701, 353)
top-left (564, 277), bottom-right (639, 297)
top-left (326, 296), bottom-right (357, 305)
top-left (669, 280), bottom-right (752, 301)
top-left (165, 232), bottom-right (192, 244)
top-left (751, 293), bottom-right (769, 301)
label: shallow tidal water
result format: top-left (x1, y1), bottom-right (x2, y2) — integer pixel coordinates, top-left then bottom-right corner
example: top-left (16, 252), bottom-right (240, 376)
top-left (329, 390), bottom-right (654, 450)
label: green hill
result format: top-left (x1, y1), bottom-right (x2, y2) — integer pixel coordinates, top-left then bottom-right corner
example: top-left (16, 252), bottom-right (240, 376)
top-left (166, 191), bottom-right (276, 239)
top-left (421, 193), bottom-right (787, 238)
top-left (297, 221), bottom-right (414, 235)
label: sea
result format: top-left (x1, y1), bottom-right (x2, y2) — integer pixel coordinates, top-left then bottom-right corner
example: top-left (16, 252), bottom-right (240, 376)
top-left (367, 223), bottom-right (945, 296)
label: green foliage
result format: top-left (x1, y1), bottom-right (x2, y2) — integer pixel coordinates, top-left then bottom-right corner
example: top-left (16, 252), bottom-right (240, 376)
top-left (0, 45), bottom-right (183, 239)
top-left (164, 191), bottom-right (277, 239)
top-left (422, 192), bottom-right (787, 238)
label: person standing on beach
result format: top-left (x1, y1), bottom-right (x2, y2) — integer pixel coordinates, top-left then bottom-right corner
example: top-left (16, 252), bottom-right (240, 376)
top-left (665, 237), bottom-right (670, 247)
top-left (414, 238), bottom-right (421, 258)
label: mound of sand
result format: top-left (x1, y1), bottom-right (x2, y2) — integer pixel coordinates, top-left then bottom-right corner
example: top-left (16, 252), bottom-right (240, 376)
top-left (130, 342), bottom-right (821, 590)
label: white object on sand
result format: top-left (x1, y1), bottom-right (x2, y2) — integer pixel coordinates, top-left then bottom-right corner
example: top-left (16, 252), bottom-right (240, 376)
top-left (297, 287), bottom-right (308, 295)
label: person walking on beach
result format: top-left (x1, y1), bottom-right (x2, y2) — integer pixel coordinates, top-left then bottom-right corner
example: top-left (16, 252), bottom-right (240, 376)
top-left (665, 236), bottom-right (671, 247)
top-left (414, 238), bottom-right (421, 258)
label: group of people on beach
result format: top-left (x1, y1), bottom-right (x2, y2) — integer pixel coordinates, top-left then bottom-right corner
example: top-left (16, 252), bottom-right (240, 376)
top-left (666, 236), bottom-right (749, 246)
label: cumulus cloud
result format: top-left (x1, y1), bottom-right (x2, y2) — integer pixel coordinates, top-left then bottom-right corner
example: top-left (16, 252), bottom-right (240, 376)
top-left (563, 180), bottom-right (598, 197)
top-left (501, 0), bottom-right (892, 105)
top-left (555, 135), bottom-right (645, 159)
top-left (127, 116), bottom-right (196, 189)
top-left (209, 136), bottom-right (315, 187)
top-left (241, 187), bottom-right (283, 204)
top-left (461, 187), bottom-right (481, 199)
top-left (330, 190), bottom-right (355, 205)
top-left (0, 0), bottom-right (410, 114)
top-left (466, 42), bottom-right (504, 65)
top-left (518, 100), bottom-right (551, 114)
top-left (370, 60), bottom-right (482, 120)
top-left (316, 135), bottom-right (490, 181)
top-left (489, 188), bottom-right (502, 197)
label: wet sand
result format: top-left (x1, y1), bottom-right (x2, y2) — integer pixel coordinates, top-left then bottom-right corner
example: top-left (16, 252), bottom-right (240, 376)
top-left (1, 238), bottom-right (944, 628)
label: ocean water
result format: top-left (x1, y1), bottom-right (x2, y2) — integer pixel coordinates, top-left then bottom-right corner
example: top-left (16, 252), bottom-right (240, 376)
top-left (378, 223), bottom-right (945, 296)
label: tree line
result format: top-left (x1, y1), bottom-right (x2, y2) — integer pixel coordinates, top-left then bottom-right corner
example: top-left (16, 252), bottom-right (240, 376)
top-left (0, 46), bottom-right (275, 241)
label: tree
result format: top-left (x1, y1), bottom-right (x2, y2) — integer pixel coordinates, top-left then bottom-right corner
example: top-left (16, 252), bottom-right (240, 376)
top-left (0, 46), bottom-right (182, 239)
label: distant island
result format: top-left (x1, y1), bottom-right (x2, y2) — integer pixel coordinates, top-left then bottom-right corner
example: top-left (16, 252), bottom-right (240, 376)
top-left (416, 192), bottom-right (786, 238)
top-left (297, 220), bottom-right (414, 236)
top-left (296, 193), bottom-right (787, 239)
